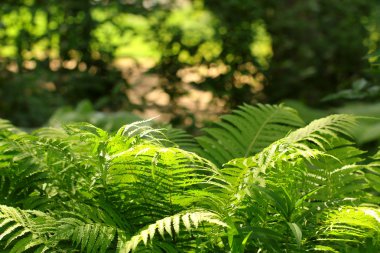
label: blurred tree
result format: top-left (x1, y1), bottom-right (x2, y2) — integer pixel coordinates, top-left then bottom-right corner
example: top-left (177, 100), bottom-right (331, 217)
top-left (261, 0), bottom-right (376, 105)
top-left (149, 0), bottom-right (267, 128)
top-left (148, 1), bottom-right (217, 127)
top-left (202, 0), bottom-right (265, 107)
top-left (0, 0), bottom-right (378, 129)
top-left (0, 0), bottom-right (128, 126)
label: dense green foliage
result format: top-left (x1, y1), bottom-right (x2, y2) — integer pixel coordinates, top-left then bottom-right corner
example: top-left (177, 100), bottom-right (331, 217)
top-left (0, 104), bottom-right (379, 252)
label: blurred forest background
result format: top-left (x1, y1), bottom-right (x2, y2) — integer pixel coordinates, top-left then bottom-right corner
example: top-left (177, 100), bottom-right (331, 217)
top-left (0, 0), bottom-right (379, 134)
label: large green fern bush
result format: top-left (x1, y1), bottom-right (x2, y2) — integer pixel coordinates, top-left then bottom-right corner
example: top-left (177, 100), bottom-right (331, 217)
top-left (0, 104), bottom-right (378, 252)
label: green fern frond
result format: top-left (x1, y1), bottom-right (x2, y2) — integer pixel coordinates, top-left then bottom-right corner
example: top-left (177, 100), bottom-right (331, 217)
top-left (366, 149), bottom-right (380, 194)
top-left (0, 119), bottom-right (14, 130)
top-left (217, 115), bottom-right (366, 243)
top-left (61, 222), bottom-right (116, 253)
top-left (0, 106), bottom-right (376, 252)
top-left (115, 118), bottom-right (169, 146)
top-left (286, 114), bottom-right (357, 147)
top-left (10, 133), bottom-right (96, 202)
top-left (32, 127), bottom-right (68, 139)
top-left (238, 114), bottom-right (358, 178)
top-left (64, 122), bottom-right (108, 139)
top-left (301, 138), bottom-right (367, 204)
top-left (0, 135), bottom-right (50, 206)
top-left (0, 205), bottom-right (120, 253)
top-left (0, 119), bottom-right (21, 137)
top-left (196, 104), bottom-right (304, 166)
top-left (316, 206), bottom-right (380, 251)
top-left (221, 144), bottom-right (327, 209)
top-left (249, 114), bottom-right (358, 173)
top-left (116, 118), bottom-right (156, 137)
top-left (120, 210), bottom-right (227, 253)
top-left (108, 143), bottom-right (225, 225)
top-left (0, 205), bottom-right (56, 252)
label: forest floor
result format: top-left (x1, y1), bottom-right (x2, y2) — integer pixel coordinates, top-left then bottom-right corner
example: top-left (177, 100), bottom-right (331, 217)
top-left (114, 58), bottom-right (228, 128)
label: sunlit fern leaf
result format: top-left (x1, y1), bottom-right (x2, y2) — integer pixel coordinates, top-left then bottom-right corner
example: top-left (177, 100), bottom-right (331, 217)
top-left (115, 118), bottom-right (168, 146)
top-left (0, 119), bottom-right (14, 130)
top-left (0, 205), bottom-right (56, 252)
top-left (251, 114), bottom-right (358, 173)
top-left (314, 245), bottom-right (340, 253)
top-left (0, 107), bottom-right (375, 252)
top-left (302, 138), bottom-right (367, 204)
top-left (372, 150), bottom-right (380, 160)
top-left (32, 127), bottom-right (68, 139)
top-left (196, 104), bottom-right (304, 166)
top-left (0, 119), bottom-right (22, 138)
top-left (68, 223), bottom-right (116, 253)
top-left (0, 123), bottom-right (109, 208)
top-left (225, 138), bottom-right (368, 252)
top-left (219, 115), bottom-right (362, 219)
top-left (116, 229), bottom-right (129, 253)
top-left (116, 118), bottom-right (156, 137)
top-left (32, 136), bottom-right (95, 190)
top-left (64, 122), bottom-right (108, 139)
top-left (316, 206), bottom-right (380, 252)
top-left (248, 114), bottom-right (359, 177)
top-left (9, 132), bottom-right (97, 203)
top-left (108, 143), bottom-right (225, 226)
top-left (220, 145), bottom-right (327, 212)
top-left (245, 142), bottom-right (368, 249)
top-left (285, 114), bottom-right (357, 147)
top-left (0, 135), bottom-right (50, 206)
top-left (120, 210), bottom-right (226, 253)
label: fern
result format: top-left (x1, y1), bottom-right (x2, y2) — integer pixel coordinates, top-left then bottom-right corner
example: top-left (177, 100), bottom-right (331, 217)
top-left (0, 134), bottom-right (50, 208)
top-left (196, 104), bottom-right (304, 166)
top-left (0, 205), bottom-right (121, 253)
top-left (316, 206), bottom-right (380, 252)
top-left (285, 114), bottom-right (357, 145)
top-left (223, 114), bottom-right (359, 195)
top-left (56, 220), bottom-right (117, 253)
top-left (119, 210), bottom-right (226, 253)
top-left (107, 143), bottom-right (224, 225)
top-left (0, 205), bottom-right (55, 253)
top-left (0, 119), bottom-right (21, 138)
top-left (0, 105), bottom-right (378, 252)
top-left (303, 139), bottom-right (367, 204)
top-left (366, 150), bottom-right (380, 194)
top-left (214, 114), bottom-right (371, 252)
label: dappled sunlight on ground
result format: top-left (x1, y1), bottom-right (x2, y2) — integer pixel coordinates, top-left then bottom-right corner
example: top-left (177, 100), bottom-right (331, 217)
top-left (116, 57), bottom-right (228, 128)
